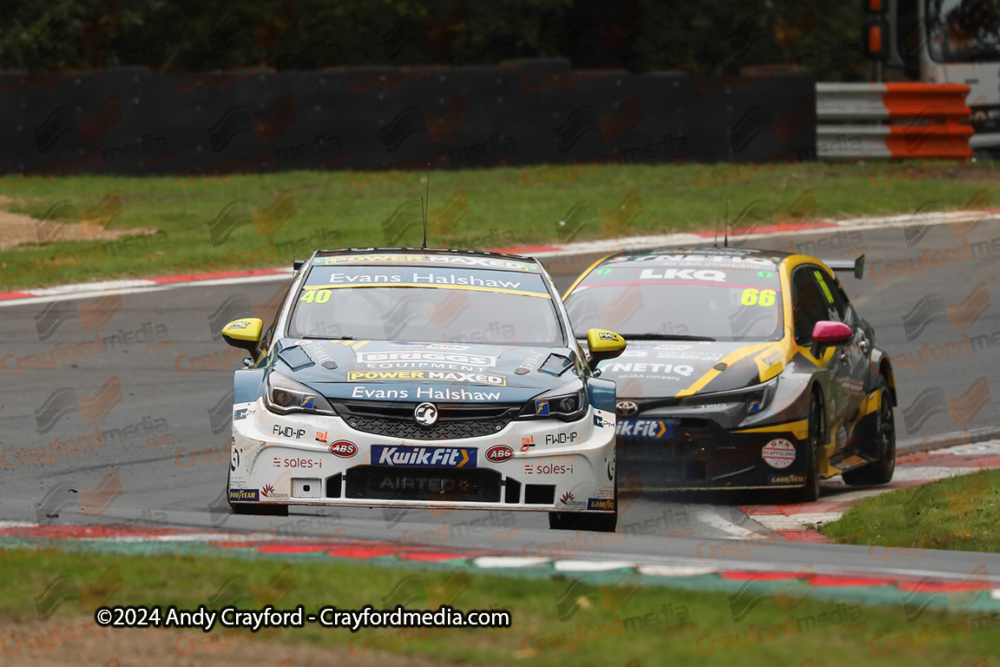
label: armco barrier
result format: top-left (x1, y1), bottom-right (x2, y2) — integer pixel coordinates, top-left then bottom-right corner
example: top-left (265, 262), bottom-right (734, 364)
top-left (0, 60), bottom-right (816, 179)
top-left (817, 82), bottom-right (972, 160)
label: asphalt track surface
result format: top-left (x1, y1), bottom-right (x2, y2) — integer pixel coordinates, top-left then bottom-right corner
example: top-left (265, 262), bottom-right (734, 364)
top-left (2, 221), bottom-right (999, 581)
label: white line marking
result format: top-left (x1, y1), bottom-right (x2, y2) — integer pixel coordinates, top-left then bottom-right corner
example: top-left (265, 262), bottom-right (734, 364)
top-left (554, 560), bottom-right (637, 572)
top-left (5, 213), bottom-right (996, 306)
top-left (638, 564), bottom-right (720, 577)
top-left (473, 556), bottom-right (551, 568)
top-left (694, 507), bottom-right (770, 538)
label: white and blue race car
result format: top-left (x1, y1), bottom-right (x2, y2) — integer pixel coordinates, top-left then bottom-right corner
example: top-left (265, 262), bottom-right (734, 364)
top-left (221, 248), bottom-right (626, 531)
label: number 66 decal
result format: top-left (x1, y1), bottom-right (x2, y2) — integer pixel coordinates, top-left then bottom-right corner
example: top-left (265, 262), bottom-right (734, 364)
top-left (741, 288), bottom-right (777, 306)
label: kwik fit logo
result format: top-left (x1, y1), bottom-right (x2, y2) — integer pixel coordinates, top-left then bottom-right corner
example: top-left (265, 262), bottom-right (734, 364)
top-left (372, 445), bottom-right (476, 468)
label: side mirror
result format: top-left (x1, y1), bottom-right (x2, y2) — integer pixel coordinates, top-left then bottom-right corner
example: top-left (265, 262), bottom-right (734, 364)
top-left (586, 328), bottom-right (627, 370)
top-left (222, 318), bottom-right (263, 355)
top-left (811, 321), bottom-right (853, 347)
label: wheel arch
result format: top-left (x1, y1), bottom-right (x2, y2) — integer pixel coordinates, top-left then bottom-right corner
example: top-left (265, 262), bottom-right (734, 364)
top-left (870, 349), bottom-right (897, 406)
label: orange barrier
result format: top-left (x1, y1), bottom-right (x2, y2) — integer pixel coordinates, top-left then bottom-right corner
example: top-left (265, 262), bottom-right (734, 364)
top-left (883, 83), bottom-right (973, 159)
top-left (817, 82), bottom-right (973, 160)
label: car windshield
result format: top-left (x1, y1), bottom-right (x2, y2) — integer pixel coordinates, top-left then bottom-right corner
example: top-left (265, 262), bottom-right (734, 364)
top-left (288, 261), bottom-right (564, 346)
top-left (926, 0), bottom-right (1000, 63)
top-left (565, 255), bottom-right (784, 342)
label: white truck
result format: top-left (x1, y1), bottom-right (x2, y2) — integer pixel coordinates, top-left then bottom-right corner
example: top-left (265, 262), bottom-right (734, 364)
top-left (868, 0), bottom-right (1000, 156)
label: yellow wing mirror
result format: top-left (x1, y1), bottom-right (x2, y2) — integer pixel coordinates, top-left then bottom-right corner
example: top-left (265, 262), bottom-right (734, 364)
top-left (221, 318), bottom-right (263, 354)
top-left (585, 328), bottom-right (627, 370)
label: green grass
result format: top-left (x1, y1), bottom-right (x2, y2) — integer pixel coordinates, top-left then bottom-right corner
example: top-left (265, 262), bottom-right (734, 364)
top-left (820, 469), bottom-right (1000, 552)
top-left (1, 160), bottom-right (996, 289)
top-left (3, 549), bottom-right (1000, 665)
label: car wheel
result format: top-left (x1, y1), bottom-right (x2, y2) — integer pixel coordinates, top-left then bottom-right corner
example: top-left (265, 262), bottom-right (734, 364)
top-left (226, 470), bottom-right (289, 516)
top-left (843, 382), bottom-right (896, 486)
top-left (548, 485), bottom-right (618, 533)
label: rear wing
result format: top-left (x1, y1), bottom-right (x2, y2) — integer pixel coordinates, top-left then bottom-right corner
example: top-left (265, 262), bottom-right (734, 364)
top-left (824, 254), bottom-right (865, 280)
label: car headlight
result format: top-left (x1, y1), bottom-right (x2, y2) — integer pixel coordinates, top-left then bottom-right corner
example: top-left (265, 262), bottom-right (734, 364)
top-left (519, 383), bottom-right (588, 422)
top-left (678, 376), bottom-right (779, 415)
top-left (265, 372), bottom-right (337, 415)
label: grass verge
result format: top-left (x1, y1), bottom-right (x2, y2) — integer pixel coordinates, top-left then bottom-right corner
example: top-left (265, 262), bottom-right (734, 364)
top-left (0, 160), bottom-right (996, 288)
top-left (2, 549), bottom-right (999, 665)
top-left (820, 469), bottom-right (1000, 551)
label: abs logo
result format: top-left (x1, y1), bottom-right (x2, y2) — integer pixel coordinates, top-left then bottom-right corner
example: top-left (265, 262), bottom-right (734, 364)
top-left (486, 445), bottom-right (514, 463)
top-left (273, 425), bottom-right (306, 439)
top-left (329, 441), bottom-right (358, 458)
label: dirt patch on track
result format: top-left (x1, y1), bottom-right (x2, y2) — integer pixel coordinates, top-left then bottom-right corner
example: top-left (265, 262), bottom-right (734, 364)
top-left (0, 196), bottom-right (156, 251)
top-left (0, 614), bottom-right (451, 667)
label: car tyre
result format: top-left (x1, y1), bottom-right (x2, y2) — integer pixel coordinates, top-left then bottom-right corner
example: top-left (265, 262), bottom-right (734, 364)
top-left (843, 382), bottom-right (895, 486)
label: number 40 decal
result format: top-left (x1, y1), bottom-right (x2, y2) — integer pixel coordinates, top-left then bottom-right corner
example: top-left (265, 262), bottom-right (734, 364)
top-left (300, 289), bottom-right (332, 303)
top-left (741, 289), bottom-right (777, 306)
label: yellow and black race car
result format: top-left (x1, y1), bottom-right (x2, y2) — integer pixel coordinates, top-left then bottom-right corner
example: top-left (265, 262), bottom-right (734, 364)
top-left (562, 246), bottom-right (896, 501)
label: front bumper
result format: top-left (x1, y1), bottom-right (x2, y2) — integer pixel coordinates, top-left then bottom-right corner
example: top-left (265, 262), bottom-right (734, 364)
top-left (615, 410), bottom-right (810, 491)
top-left (228, 398), bottom-right (617, 513)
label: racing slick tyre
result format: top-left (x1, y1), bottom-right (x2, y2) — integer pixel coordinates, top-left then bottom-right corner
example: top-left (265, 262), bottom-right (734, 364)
top-left (227, 470), bottom-right (289, 516)
top-left (843, 381), bottom-right (896, 486)
top-left (548, 485), bottom-right (618, 532)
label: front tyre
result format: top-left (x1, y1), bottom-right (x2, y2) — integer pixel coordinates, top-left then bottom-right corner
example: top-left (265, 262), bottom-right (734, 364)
top-left (843, 382), bottom-right (896, 486)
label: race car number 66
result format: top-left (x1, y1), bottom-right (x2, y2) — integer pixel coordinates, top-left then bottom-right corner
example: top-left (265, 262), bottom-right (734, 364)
top-left (95, 606), bottom-right (162, 627)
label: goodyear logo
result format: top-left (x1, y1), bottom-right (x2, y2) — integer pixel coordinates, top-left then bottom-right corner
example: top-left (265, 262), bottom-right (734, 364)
top-left (616, 419), bottom-right (673, 439)
top-left (301, 395), bottom-right (317, 409)
top-left (535, 401), bottom-right (550, 415)
top-left (347, 370), bottom-right (506, 386)
top-left (587, 498), bottom-right (615, 511)
top-left (767, 474), bottom-right (805, 484)
top-left (372, 445), bottom-right (477, 468)
top-left (228, 488), bottom-right (259, 501)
